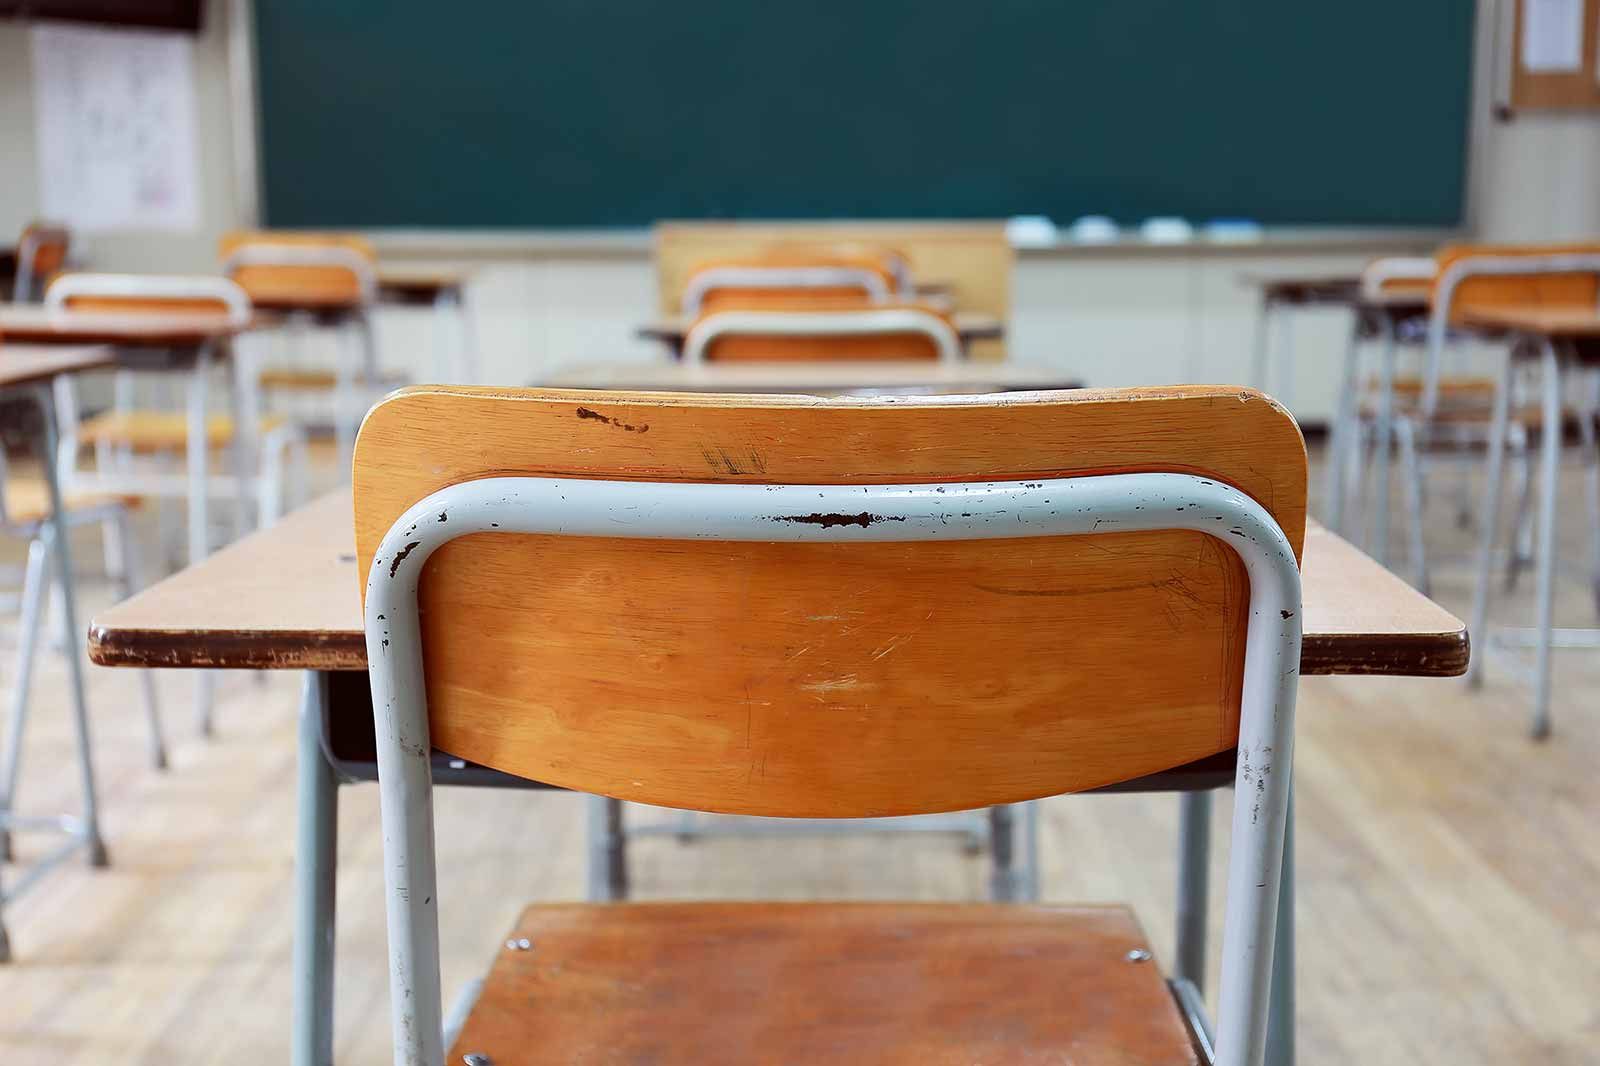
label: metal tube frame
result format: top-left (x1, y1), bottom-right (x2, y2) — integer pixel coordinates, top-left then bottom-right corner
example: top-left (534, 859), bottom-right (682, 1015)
top-left (0, 384), bottom-right (107, 961)
top-left (682, 265), bottom-right (890, 316)
top-left (364, 471), bottom-right (1302, 1066)
top-left (682, 307), bottom-right (963, 365)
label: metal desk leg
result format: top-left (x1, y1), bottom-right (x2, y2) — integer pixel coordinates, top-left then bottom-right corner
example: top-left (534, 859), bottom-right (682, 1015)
top-left (293, 671), bottom-right (339, 1066)
top-left (1324, 312), bottom-right (1362, 536)
top-left (1175, 790), bottom-right (1212, 993)
top-left (1370, 316), bottom-right (1397, 565)
top-left (1265, 789), bottom-right (1296, 1066)
top-left (988, 805), bottom-right (1016, 901)
top-left (187, 345), bottom-right (216, 737)
top-left (1530, 340), bottom-right (1563, 739)
top-left (37, 383), bottom-right (107, 869)
top-left (1252, 296), bottom-right (1273, 391)
top-left (1467, 347), bottom-right (1516, 690)
top-left (585, 796), bottom-right (627, 901)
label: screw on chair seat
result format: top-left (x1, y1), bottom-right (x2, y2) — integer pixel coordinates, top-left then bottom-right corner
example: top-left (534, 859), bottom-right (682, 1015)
top-left (448, 902), bottom-right (1201, 1066)
top-left (76, 410), bottom-right (291, 453)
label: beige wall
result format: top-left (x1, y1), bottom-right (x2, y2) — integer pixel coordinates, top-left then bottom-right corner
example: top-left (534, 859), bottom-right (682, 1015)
top-left (0, 2), bottom-right (242, 273)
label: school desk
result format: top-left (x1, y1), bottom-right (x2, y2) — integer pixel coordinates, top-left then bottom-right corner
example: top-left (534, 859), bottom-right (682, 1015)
top-left (87, 483), bottom-right (1467, 1066)
top-left (0, 343), bottom-right (118, 958)
top-left (375, 266), bottom-right (477, 382)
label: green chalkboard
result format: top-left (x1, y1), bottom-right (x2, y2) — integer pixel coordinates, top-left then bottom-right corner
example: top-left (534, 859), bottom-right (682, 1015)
top-left (255, 2), bottom-right (1475, 229)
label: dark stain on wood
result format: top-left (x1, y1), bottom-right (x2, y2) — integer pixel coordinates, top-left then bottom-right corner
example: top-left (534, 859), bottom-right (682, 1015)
top-left (575, 407), bottom-right (649, 433)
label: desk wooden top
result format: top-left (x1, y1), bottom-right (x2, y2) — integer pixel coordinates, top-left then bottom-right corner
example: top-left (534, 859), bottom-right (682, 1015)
top-left (376, 266), bottom-right (472, 302)
top-left (0, 343), bottom-right (115, 388)
top-left (638, 311), bottom-right (1005, 344)
top-left (1460, 306), bottom-right (1600, 339)
top-left (540, 359), bottom-right (1081, 394)
top-left (0, 305), bottom-right (251, 347)
top-left (89, 488), bottom-right (1469, 677)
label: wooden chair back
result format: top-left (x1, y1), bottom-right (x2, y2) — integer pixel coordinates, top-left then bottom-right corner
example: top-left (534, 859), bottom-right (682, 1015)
top-left (686, 304), bottom-right (959, 363)
top-left (1433, 242), bottom-right (1600, 323)
top-left (656, 221), bottom-right (1013, 358)
top-left (218, 231), bottom-right (376, 310)
top-left (353, 386), bottom-right (1306, 817)
top-left (683, 256), bottom-right (897, 315)
top-left (44, 273), bottom-right (252, 322)
top-left (13, 222), bottom-right (70, 302)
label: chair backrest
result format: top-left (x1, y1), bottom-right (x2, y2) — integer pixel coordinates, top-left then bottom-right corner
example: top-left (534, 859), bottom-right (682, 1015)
top-left (218, 230), bottom-right (376, 310)
top-left (761, 240), bottom-right (915, 297)
top-left (682, 258), bottom-right (895, 316)
top-left (1418, 242), bottom-right (1600, 416)
top-left (45, 272), bottom-right (253, 323)
top-left (13, 222), bottom-right (70, 302)
top-left (656, 221), bottom-right (1013, 358)
top-left (355, 385), bottom-right (1307, 1066)
top-left (684, 305), bottom-right (961, 363)
top-left (1359, 256), bottom-right (1435, 302)
top-left (355, 385), bottom-right (1306, 814)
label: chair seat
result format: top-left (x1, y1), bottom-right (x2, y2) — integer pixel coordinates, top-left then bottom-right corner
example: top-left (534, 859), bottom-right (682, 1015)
top-left (257, 366), bottom-right (409, 391)
top-left (78, 411), bottom-right (289, 452)
top-left (448, 902), bottom-right (1199, 1066)
top-left (3, 479), bottom-right (139, 525)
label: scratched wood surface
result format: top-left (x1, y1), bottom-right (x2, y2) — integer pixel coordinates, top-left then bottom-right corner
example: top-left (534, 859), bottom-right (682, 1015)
top-left (450, 903), bottom-right (1197, 1066)
top-left (349, 385), bottom-right (1309, 814)
top-left (86, 486), bottom-right (1465, 678)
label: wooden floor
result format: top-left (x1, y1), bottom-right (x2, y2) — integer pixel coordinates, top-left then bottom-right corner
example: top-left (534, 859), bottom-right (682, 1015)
top-left (3, 447), bottom-right (1600, 1064)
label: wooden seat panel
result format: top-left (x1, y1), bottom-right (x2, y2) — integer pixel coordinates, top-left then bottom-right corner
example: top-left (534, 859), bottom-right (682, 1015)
top-left (79, 411), bottom-right (288, 452)
top-left (3, 479), bottom-right (139, 525)
top-left (449, 902), bottom-right (1198, 1066)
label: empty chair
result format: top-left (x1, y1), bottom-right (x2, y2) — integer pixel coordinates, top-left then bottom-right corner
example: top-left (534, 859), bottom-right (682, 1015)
top-left (1388, 243), bottom-right (1600, 594)
top-left (682, 255), bottom-right (897, 316)
top-left (219, 231), bottom-right (389, 465)
top-left (354, 384), bottom-right (1307, 1066)
top-left (10, 222), bottom-right (70, 302)
top-left (684, 304), bottom-right (962, 363)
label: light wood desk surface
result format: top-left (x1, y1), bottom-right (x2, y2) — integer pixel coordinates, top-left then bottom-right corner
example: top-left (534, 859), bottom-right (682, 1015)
top-left (376, 266), bottom-right (472, 304)
top-left (0, 343), bottom-right (115, 388)
top-left (540, 359), bottom-right (1080, 394)
top-left (89, 487), bottom-right (1469, 677)
top-left (638, 310), bottom-right (1005, 347)
top-left (0, 304), bottom-right (252, 347)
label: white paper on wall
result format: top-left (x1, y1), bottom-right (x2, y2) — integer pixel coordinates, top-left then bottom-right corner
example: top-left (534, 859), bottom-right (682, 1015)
top-left (1522, 0), bottom-right (1584, 72)
top-left (31, 23), bottom-right (201, 232)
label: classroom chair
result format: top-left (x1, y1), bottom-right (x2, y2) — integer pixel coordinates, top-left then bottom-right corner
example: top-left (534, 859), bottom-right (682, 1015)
top-left (353, 384), bottom-right (1307, 1066)
top-left (10, 222), bottom-right (70, 302)
top-left (0, 426), bottom-right (165, 873)
top-left (684, 304), bottom-right (963, 363)
top-left (682, 256), bottom-right (898, 316)
top-left (219, 231), bottom-right (392, 466)
top-left (757, 241), bottom-right (917, 297)
top-left (1383, 243), bottom-right (1600, 597)
top-left (45, 274), bottom-right (307, 555)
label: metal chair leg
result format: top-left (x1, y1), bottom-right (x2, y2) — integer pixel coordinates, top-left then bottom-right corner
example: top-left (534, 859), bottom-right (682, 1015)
top-left (987, 805), bottom-right (1016, 902)
top-left (111, 509), bottom-right (167, 771)
top-left (585, 795), bottom-right (628, 901)
top-left (1529, 341), bottom-right (1564, 739)
top-left (1506, 426), bottom-right (1535, 593)
top-left (1395, 418), bottom-right (1430, 596)
top-left (1467, 350), bottom-right (1517, 691)
top-left (1578, 373), bottom-right (1600, 620)
top-left (0, 534), bottom-right (53, 863)
top-left (1175, 790), bottom-right (1212, 994)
